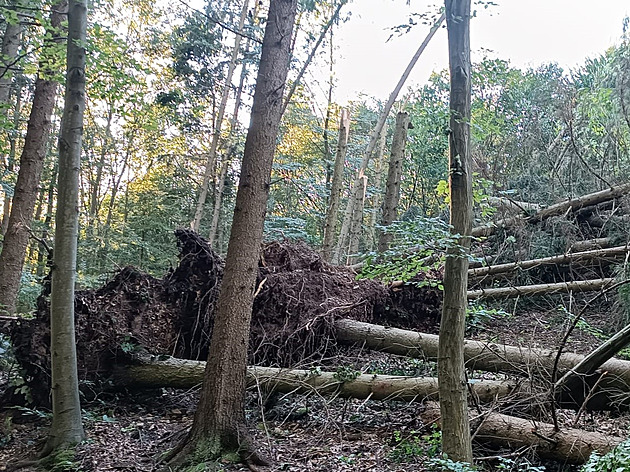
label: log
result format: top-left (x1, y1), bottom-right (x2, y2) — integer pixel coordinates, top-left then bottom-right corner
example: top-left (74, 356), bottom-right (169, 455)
top-left (334, 319), bottom-right (630, 410)
top-left (487, 197), bottom-right (541, 214)
top-left (112, 356), bottom-right (522, 404)
top-left (422, 402), bottom-right (622, 464)
top-left (468, 246), bottom-right (629, 278)
top-left (467, 278), bottom-right (615, 300)
top-left (472, 183), bottom-right (630, 237)
top-left (569, 238), bottom-right (611, 252)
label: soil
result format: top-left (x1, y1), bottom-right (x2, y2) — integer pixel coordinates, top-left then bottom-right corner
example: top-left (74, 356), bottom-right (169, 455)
top-left (1, 231), bottom-right (629, 471)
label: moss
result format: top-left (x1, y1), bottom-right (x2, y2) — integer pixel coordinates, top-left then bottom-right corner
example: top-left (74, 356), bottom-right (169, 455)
top-left (39, 447), bottom-right (82, 472)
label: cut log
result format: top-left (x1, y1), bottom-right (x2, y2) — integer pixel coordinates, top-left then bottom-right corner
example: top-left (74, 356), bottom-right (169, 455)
top-left (472, 183), bottom-right (630, 237)
top-left (422, 402), bottom-right (622, 464)
top-left (112, 356), bottom-right (521, 404)
top-left (487, 197), bottom-right (541, 214)
top-left (468, 246), bottom-right (629, 278)
top-left (467, 278), bottom-right (615, 300)
top-left (569, 238), bottom-right (612, 252)
top-left (334, 319), bottom-right (630, 410)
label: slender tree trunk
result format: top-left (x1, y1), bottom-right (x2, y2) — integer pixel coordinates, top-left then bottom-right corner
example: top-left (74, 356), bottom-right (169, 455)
top-left (42, 0), bottom-right (87, 455)
top-left (366, 123), bottom-right (388, 250)
top-left (0, 6), bottom-right (23, 116)
top-left (438, 0), bottom-right (473, 463)
top-left (346, 174), bottom-right (367, 264)
top-left (334, 13), bottom-right (445, 264)
top-left (191, 0), bottom-right (249, 232)
top-left (169, 0), bottom-right (297, 466)
top-left (322, 109), bottom-right (350, 262)
top-left (378, 111), bottom-right (410, 252)
top-left (0, 1), bottom-right (66, 315)
top-left (1, 85), bottom-right (21, 235)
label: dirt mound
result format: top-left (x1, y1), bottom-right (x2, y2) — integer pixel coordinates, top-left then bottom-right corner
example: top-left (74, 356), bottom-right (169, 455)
top-left (10, 230), bottom-right (442, 404)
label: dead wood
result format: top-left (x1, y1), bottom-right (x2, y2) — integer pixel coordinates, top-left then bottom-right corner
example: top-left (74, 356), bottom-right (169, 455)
top-left (334, 319), bottom-right (630, 410)
top-left (468, 246), bottom-right (629, 278)
top-left (112, 356), bottom-right (523, 404)
top-left (467, 278), bottom-right (616, 300)
top-left (472, 183), bottom-right (630, 237)
top-left (422, 402), bottom-right (622, 464)
top-left (569, 238), bottom-right (612, 252)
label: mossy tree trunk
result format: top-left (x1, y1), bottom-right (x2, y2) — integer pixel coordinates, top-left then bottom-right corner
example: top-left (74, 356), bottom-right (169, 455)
top-left (42, 0), bottom-right (87, 455)
top-left (168, 0), bottom-right (298, 467)
top-left (438, 0), bottom-right (473, 463)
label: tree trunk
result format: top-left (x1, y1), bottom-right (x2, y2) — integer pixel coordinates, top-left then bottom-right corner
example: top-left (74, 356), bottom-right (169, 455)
top-left (366, 123), bottom-right (388, 251)
top-left (334, 13), bottom-right (445, 264)
top-left (469, 246), bottom-right (629, 278)
top-left (346, 174), bottom-right (367, 264)
top-left (169, 0), bottom-right (297, 467)
top-left (378, 111), bottom-right (410, 252)
top-left (113, 357), bottom-right (522, 404)
top-left (439, 0), bottom-right (473, 462)
top-left (467, 278), bottom-right (615, 300)
top-left (322, 109), bottom-right (350, 262)
top-left (334, 318), bottom-right (630, 410)
top-left (0, 5), bottom-right (23, 115)
top-left (422, 403), bottom-right (621, 464)
top-left (191, 0), bottom-right (249, 233)
top-left (472, 183), bottom-right (630, 237)
top-left (42, 0), bottom-right (87, 455)
top-left (1, 84), bottom-right (22, 236)
top-left (0, 1), bottom-right (66, 315)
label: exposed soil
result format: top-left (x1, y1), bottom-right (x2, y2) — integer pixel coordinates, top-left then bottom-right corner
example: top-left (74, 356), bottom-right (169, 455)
top-left (1, 230), bottom-right (629, 471)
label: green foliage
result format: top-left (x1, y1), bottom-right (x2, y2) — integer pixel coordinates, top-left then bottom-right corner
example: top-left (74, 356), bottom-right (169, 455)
top-left (332, 365), bottom-right (360, 382)
top-left (360, 217), bottom-right (463, 285)
top-left (389, 429), bottom-right (430, 462)
top-left (427, 457), bottom-right (479, 471)
top-left (581, 439), bottom-right (630, 472)
top-left (466, 302), bottom-right (509, 331)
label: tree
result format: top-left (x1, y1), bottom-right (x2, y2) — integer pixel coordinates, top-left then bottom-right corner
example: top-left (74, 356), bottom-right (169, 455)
top-left (42, 0), bottom-right (87, 454)
top-left (167, 0), bottom-right (298, 467)
top-left (0, 0), bottom-right (67, 315)
top-left (437, 0), bottom-right (473, 463)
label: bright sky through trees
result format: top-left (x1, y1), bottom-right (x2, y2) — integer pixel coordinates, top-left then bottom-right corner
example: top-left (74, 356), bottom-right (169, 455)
top-left (329, 0), bottom-right (629, 104)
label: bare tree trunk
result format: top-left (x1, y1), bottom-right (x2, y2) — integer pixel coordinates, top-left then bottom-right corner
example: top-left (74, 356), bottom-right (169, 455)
top-left (42, 0), bottom-right (87, 455)
top-left (346, 174), bottom-right (367, 264)
top-left (0, 1), bottom-right (66, 315)
top-left (114, 357), bottom-right (522, 404)
top-left (469, 246), bottom-right (629, 278)
top-left (322, 109), bottom-right (350, 262)
top-left (0, 5), bottom-right (23, 116)
top-left (168, 0), bottom-right (297, 467)
top-left (1, 84), bottom-right (21, 235)
top-left (334, 13), bottom-right (445, 264)
top-left (438, 0), bottom-right (473, 462)
top-left (191, 0), bottom-right (249, 232)
top-left (366, 123), bottom-right (388, 250)
top-left (378, 111), bottom-right (410, 252)
top-left (422, 403), bottom-right (621, 464)
top-left (468, 278), bottom-right (615, 300)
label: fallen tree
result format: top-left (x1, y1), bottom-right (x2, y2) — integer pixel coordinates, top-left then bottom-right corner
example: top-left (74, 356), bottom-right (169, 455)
top-left (113, 356), bottom-right (523, 404)
top-left (468, 246), bottom-right (629, 278)
top-left (422, 402), bottom-right (622, 464)
top-left (472, 183), bottom-right (630, 237)
top-left (334, 319), bottom-right (630, 410)
top-left (112, 356), bottom-right (622, 464)
top-left (467, 278), bottom-right (615, 300)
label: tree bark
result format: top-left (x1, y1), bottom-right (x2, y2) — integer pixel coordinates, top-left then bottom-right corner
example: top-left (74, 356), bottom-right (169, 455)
top-left (439, 0), bottom-right (473, 462)
top-left (422, 403), bottom-right (621, 464)
top-left (0, 0), bottom-right (66, 315)
top-left (467, 278), bottom-right (616, 300)
top-left (472, 183), bottom-right (630, 237)
top-left (469, 246), bottom-right (629, 278)
top-left (42, 0), bottom-right (87, 455)
top-left (169, 0), bottom-right (298, 467)
top-left (334, 12), bottom-right (445, 264)
top-left (378, 111), bottom-right (410, 252)
top-left (321, 109), bottom-right (350, 262)
top-left (0, 4), bottom-right (23, 115)
top-left (192, 0), bottom-right (249, 233)
top-left (335, 318), bottom-right (630, 410)
top-left (113, 357), bottom-right (521, 404)
top-left (346, 174), bottom-right (367, 264)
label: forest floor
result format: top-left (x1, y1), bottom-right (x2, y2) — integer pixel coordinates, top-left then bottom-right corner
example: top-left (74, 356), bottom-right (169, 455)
top-left (2, 303), bottom-right (630, 472)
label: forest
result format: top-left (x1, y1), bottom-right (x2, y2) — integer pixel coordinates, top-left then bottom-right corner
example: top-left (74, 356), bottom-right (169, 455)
top-left (1, 0), bottom-right (630, 471)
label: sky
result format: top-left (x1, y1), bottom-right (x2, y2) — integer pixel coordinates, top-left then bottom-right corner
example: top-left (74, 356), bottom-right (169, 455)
top-left (327, 0), bottom-right (630, 104)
